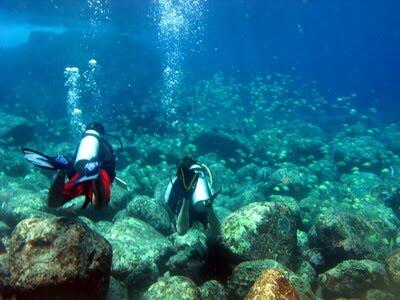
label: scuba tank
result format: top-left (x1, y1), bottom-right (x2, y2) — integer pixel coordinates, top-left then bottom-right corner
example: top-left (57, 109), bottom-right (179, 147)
top-left (74, 129), bottom-right (101, 175)
top-left (190, 165), bottom-right (213, 213)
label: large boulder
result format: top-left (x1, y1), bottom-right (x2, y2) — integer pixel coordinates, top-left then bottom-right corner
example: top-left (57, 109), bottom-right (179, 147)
top-left (166, 223), bottom-right (208, 282)
top-left (126, 195), bottom-right (172, 235)
top-left (245, 269), bottom-right (300, 300)
top-left (227, 259), bottom-right (313, 300)
top-left (141, 273), bottom-right (201, 300)
top-left (7, 217), bottom-right (112, 299)
top-left (199, 280), bottom-right (227, 300)
top-left (319, 259), bottom-right (388, 298)
top-left (386, 249), bottom-right (400, 290)
top-left (309, 212), bottom-right (391, 266)
top-left (104, 217), bottom-right (173, 280)
top-left (221, 202), bottom-right (297, 267)
top-left (331, 136), bottom-right (387, 172)
top-left (0, 111), bottom-right (34, 145)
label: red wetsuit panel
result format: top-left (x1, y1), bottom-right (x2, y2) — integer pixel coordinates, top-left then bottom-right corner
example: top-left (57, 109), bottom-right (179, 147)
top-left (62, 169), bottom-right (111, 203)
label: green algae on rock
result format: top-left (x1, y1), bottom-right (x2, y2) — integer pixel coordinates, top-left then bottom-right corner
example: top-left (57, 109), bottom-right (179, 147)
top-left (141, 273), bottom-right (201, 300)
top-left (104, 217), bottom-right (173, 280)
top-left (221, 201), bottom-right (297, 267)
top-left (318, 259), bottom-right (389, 298)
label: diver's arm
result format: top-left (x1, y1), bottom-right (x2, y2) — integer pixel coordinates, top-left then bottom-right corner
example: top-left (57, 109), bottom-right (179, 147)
top-left (176, 197), bottom-right (190, 235)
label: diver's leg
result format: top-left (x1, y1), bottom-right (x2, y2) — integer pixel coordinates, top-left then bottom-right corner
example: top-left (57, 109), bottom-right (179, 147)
top-left (92, 170), bottom-right (110, 210)
top-left (176, 197), bottom-right (190, 235)
top-left (48, 171), bottom-right (67, 207)
top-left (207, 207), bottom-right (222, 239)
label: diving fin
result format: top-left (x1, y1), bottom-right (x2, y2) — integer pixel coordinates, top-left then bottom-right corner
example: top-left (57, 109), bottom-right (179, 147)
top-left (22, 148), bottom-right (71, 170)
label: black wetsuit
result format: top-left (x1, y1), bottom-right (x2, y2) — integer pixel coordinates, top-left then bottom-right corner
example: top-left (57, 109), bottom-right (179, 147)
top-left (166, 179), bottom-right (208, 227)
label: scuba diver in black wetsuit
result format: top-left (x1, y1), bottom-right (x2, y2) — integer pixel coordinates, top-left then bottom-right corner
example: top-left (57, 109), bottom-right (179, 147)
top-left (164, 156), bottom-right (222, 237)
top-left (23, 122), bottom-right (124, 210)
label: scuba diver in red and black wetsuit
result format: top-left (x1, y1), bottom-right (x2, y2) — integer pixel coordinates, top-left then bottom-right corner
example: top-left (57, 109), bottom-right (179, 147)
top-left (23, 122), bottom-right (121, 210)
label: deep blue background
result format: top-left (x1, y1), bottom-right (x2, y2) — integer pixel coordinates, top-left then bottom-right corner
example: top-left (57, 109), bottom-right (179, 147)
top-left (0, 0), bottom-right (399, 121)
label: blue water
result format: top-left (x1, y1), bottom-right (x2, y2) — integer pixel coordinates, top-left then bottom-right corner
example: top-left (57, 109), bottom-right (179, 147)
top-left (0, 1), bottom-right (399, 121)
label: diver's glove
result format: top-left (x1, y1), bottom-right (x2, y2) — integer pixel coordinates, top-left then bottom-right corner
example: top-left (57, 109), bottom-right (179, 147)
top-left (75, 161), bottom-right (100, 184)
top-left (84, 161), bottom-right (100, 176)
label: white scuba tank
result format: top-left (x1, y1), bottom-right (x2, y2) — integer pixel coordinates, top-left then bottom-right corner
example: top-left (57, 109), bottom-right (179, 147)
top-left (191, 165), bottom-right (213, 213)
top-left (74, 129), bottom-right (100, 172)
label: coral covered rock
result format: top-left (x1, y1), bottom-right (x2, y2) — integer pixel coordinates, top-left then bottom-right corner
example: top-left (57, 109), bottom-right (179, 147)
top-left (126, 195), bottom-right (172, 235)
top-left (227, 259), bottom-right (313, 300)
top-left (309, 212), bottom-right (391, 266)
top-left (221, 202), bottom-right (297, 267)
top-left (166, 223), bottom-right (208, 282)
top-left (104, 217), bottom-right (173, 280)
top-left (199, 280), bottom-right (227, 300)
top-left (386, 249), bottom-right (400, 289)
top-left (318, 259), bottom-right (388, 298)
top-left (8, 217), bottom-right (112, 299)
top-left (141, 273), bottom-right (201, 300)
top-left (245, 269), bottom-right (300, 300)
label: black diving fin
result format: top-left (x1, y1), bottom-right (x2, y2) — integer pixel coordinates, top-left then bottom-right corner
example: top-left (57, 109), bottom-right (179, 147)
top-left (22, 148), bottom-right (71, 170)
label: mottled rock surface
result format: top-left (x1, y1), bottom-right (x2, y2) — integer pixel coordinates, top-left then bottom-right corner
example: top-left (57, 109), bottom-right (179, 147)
top-left (141, 273), bottom-right (201, 300)
top-left (245, 269), bottom-right (300, 300)
top-left (8, 217), bottom-right (112, 299)
top-left (126, 195), bottom-right (172, 235)
top-left (104, 217), bottom-right (173, 279)
top-left (386, 249), bottom-right (400, 289)
top-left (227, 259), bottom-right (313, 300)
top-left (221, 202), bottom-right (297, 267)
top-left (199, 280), bottom-right (227, 300)
top-left (309, 212), bottom-right (391, 266)
top-left (319, 259), bottom-right (388, 298)
top-left (166, 223), bottom-right (207, 281)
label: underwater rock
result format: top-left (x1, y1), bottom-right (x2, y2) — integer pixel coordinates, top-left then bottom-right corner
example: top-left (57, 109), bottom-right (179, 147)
top-left (307, 159), bottom-right (339, 182)
top-left (0, 188), bottom-right (53, 227)
top-left (364, 289), bottom-right (396, 300)
top-left (192, 130), bottom-right (250, 168)
top-left (227, 185), bottom-right (265, 211)
top-left (244, 269), bottom-right (300, 300)
top-left (107, 277), bottom-right (129, 300)
top-left (386, 249), bottom-right (400, 289)
top-left (126, 195), bottom-right (172, 235)
top-left (199, 280), bottom-right (227, 300)
top-left (166, 223), bottom-right (208, 282)
top-left (141, 273), bottom-right (201, 300)
top-left (8, 217), bottom-right (112, 299)
top-left (331, 136), bottom-right (387, 172)
top-left (309, 211), bottom-right (392, 266)
top-left (1, 149), bottom-right (30, 177)
top-left (318, 259), bottom-right (388, 298)
top-left (268, 195), bottom-right (301, 225)
top-left (227, 259), bottom-right (313, 300)
top-left (120, 161), bottom-right (170, 197)
top-left (383, 124), bottom-right (400, 154)
top-left (267, 163), bottom-right (317, 200)
top-left (0, 254), bottom-right (12, 297)
top-left (213, 206), bottom-right (232, 222)
top-left (221, 202), bottom-right (297, 267)
top-left (104, 217), bottom-right (173, 280)
top-left (0, 110), bottom-right (34, 145)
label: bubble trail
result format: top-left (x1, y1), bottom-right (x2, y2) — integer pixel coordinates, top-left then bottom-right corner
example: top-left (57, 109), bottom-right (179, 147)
top-left (156, 0), bottom-right (207, 127)
top-left (64, 67), bottom-right (84, 138)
